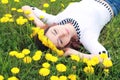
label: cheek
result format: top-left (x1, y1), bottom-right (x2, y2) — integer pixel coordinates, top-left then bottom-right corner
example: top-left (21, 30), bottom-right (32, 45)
top-left (62, 36), bottom-right (71, 47)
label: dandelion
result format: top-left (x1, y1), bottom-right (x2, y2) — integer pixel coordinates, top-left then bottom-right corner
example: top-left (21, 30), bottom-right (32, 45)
top-left (0, 17), bottom-right (9, 23)
top-left (11, 8), bottom-right (17, 11)
top-left (15, 53), bottom-right (25, 59)
top-left (1, 0), bottom-right (8, 4)
top-left (51, 56), bottom-right (58, 62)
top-left (68, 74), bottom-right (77, 80)
top-left (28, 17), bottom-right (34, 21)
top-left (70, 54), bottom-right (80, 62)
top-left (17, 9), bottom-right (23, 13)
top-left (50, 76), bottom-right (59, 80)
top-left (83, 66), bottom-right (94, 74)
top-left (0, 75), bottom-right (4, 80)
top-left (22, 49), bottom-right (30, 55)
top-left (39, 15), bottom-right (45, 19)
top-left (23, 56), bottom-right (32, 63)
top-left (11, 67), bottom-right (20, 74)
top-left (32, 50), bottom-right (42, 61)
top-left (43, 3), bottom-right (49, 8)
top-left (45, 53), bottom-right (53, 61)
top-left (104, 69), bottom-right (109, 74)
top-left (103, 59), bottom-right (113, 68)
top-left (100, 53), bottom-right (108, 59)
top-left (39, 68), bottom-right (50, 76)
top-left (8, 76), bottom-right (19, 80)
top-left (14, 0), bottom-right (20, 2)
top-left (16, 16), bottom-right (28, 25)
top-left (56, 63), bottom-right (67, 72)
top-left (61, 3), bottom-right (65, 8)
top-left (24, 10), bottom-right (31, 15)
top-left (5, 14), bottom-right (12, 18)
top-left (9, 51), bottom-right (18, 56)
top-left (50, 0), bottom-right (56, 2)
top-left (42, 9), bottom-right (46, 13)
top-left (59, 76), bottom-right (67, 80)
top-left (42, 62), bottom-right (50, 68)
top-left (9, 18), bottom-right (14, 22)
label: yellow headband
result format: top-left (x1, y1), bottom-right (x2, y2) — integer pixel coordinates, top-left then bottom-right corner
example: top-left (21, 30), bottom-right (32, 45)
top-left (31, 27), bottom-right (64, 56)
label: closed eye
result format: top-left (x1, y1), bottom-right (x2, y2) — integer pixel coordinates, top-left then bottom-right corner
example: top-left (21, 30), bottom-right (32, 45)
top-left (54, 29), bottom-right (57, 34)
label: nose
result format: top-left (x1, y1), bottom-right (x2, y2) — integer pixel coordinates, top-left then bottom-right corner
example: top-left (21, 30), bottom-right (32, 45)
top-left (58, 33), bottom-right (66, 38)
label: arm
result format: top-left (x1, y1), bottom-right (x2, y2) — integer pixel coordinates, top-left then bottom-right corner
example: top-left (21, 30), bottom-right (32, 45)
top-left (30, 6), bottom-right (56, 25)
top-left (64, 48), bottom-right (101, 60)
top-left (22, 5), bottom-right (46, 29)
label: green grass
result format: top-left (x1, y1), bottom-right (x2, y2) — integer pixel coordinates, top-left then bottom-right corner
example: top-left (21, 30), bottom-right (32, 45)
top-left (0, 0), bottom-right (120, 80)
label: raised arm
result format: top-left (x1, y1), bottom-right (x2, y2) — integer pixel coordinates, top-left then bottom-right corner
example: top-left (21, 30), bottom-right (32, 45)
top-left (22, 5), bottom-right (46, 29)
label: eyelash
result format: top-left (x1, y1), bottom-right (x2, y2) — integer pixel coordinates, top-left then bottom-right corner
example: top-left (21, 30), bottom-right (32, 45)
top-left (54, 29), bottom-right (57, 34)
top-left (54, 29), bottom-right (63, 45)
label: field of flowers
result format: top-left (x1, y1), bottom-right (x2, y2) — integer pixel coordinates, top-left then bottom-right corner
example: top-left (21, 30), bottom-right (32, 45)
top-left (0, 0), bottom-right (120, 80)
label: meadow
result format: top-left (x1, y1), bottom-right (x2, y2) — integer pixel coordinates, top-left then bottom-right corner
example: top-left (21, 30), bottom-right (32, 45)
top-left (0, 0), bottom-right (120, 80)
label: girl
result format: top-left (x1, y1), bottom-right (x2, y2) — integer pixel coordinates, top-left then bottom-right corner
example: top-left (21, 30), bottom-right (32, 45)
top-left (22, 0), bottom-right (120, 60)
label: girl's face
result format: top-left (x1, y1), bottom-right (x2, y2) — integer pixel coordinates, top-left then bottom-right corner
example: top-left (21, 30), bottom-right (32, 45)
top-left (45, 25), bottom-right (72, 48)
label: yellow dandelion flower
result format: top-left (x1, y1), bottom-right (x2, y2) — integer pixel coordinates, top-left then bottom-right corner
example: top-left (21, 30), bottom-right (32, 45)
top-left (11, 8), bottom-right (16, 11)
top-left (50, 0), bottom-right (56, 2)
top-left (61, 3), bottom-right (65, 8)
top-left (9, 18), bottom-right (14, 22)
top-left (90, 56), bottom-right (99, 66)
top-left (39, 68), bottom-right (50, 76)
top-left (0, 17), bottom-right (9, 23)
top-left (35, 50), bottom-right (42, 56)
top-left (104, 69), bottom-right (109, 74)
top-left (45, 53), bottom-right (53, 61)
top-left (28, 17), bottom-right (34, 21)
top-left (32, 55), bottom-right (41, 61)
top-left (22, 49), bottom-right (30, 55)
top-left (43, 3), bottom-right (49, 8)
top-left (24, 10), bottom-right (31, 15)
top-left (83, 66), bottom-right (94, 74)
top-left (56, 49), bottom-right (64, 56)
top-left (14, 0), bottom-right (19, 2)
top-left (82, 58), bottom-right (89, 63)
top-left (16, 16), bottom-right (28, 25)
top-left (15, 53), bottom-right (25, 59)
top-left (56, 63), bottom-right (67, 72)
top-left (59, 76), bottom-right (67, 80)
top-left (39, 15), bottom-right (45, 19)
top-left (103, 59), bottom-right (113, 68)
top-left (50, 56), bottom-right (58, 62)
top-left (100, 53), bottom-right (108, 59)
top-left (0, 75), bottom-right (4, 80)
top-left (17, 9), bottom-right (23, 13)
top-left (23, 56), bottom-right (32, 63)
top-left (11, 67), bottom-right (20, 74)
top-left (68, 74), bottom-right (77, 80)
top-left (42, 62), bottom-right (50, 68)
top-left (1, 0), bottom-right (8, 4)
top-left (42, 9), bottom-right (46, 13)
top-left (70, 54), bottom-right (80, 62)
top-left (5, 14), bottom-right (12, 18)
top-left (9, 51), bottom-right (18, 56)
top-left (8, 76), bottom-right (19, 80)
top-left (50, 76), bottom-right (59, 80)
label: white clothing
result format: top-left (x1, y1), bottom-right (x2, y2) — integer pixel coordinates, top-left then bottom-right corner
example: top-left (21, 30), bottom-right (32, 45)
top-left (32, 0), bottom-right (112, 56)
